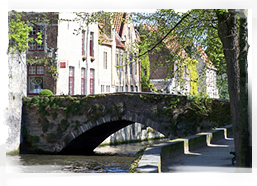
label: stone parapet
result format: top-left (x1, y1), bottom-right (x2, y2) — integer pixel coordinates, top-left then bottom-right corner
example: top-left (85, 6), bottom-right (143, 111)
top-left (136, 125), bottom-right (232, 173)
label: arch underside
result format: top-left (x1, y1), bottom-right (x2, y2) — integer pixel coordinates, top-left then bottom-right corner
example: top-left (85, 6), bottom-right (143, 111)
top-left (59, 115), bottom-right (168, 155)
top-left (60, 120), bottom-right (134, 155)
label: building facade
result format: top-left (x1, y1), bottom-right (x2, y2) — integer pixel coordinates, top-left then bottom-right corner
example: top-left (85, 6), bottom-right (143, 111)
top-left (25, 12), bottom-right (141, 96)
top-left (22, 12), bottom-right (154, 145)
top-left (149, 44), bottom-right (219, 98)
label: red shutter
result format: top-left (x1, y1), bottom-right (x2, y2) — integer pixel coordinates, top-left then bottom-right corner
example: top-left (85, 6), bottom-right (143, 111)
top-left (90, 39), bottom-right (93, 56)
top-left (69, 67), bottom-right (74, 95)
top-left (90, 69), bottom-right (94, 94)
top-left (81, 68), bottom-right (85, 95)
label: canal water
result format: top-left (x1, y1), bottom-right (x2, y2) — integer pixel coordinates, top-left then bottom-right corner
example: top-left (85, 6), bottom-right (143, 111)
top-left (6, 139), bottom-right (168, 173)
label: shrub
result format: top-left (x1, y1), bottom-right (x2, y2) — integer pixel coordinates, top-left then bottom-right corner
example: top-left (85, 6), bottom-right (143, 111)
top-left (39, 89), bottom-right (54, 96)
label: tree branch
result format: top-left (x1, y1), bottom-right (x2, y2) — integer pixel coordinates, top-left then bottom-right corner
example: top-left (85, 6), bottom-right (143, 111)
top-left (138, 12), bottom-right (191, 58)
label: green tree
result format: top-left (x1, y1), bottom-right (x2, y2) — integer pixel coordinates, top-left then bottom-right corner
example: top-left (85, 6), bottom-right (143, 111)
top-left (133, 9), bottom-right (251, 167)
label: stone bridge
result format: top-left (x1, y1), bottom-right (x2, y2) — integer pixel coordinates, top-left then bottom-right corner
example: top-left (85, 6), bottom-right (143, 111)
top-left (20, 93), bottom-right (230, 155)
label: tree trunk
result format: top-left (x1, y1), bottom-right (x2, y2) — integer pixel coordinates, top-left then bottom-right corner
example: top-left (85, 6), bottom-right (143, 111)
top-left (217, 9), bottom-right (251, 167)
top-left (217, 9), bottom-right (241, 166)
top-left (238, 9), bottom-right (251, 167)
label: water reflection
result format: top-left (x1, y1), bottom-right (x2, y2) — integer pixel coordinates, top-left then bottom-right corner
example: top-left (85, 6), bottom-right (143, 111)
top-left (7, 154), bottom-right (135, 173)
top-left (6, 138), bottom-right (168, 173)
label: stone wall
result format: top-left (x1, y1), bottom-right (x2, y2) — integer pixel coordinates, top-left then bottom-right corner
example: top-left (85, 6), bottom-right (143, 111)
top-left (21, 93), bottom-right (231, 154)
top-left (5, 53), bottom-right (27, 153)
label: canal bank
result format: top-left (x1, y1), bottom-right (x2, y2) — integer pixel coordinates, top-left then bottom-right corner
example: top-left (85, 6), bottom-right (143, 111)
top-left (135, 125), bottom-right (240, 173)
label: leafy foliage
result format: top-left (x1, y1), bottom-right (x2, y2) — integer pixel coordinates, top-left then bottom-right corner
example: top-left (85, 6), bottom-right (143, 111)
top-left (39, 89), bottom-right (54, 96)
top-left (133, 9), bottom-right (228, 96)
top-left (9, 11), bottom-right (59, 80)
top-left (8, 11), bottom-right (33, 53)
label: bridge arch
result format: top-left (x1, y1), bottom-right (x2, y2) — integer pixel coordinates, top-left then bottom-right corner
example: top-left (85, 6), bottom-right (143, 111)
top-left (21, 93), bottom-right (230, 154)
top-left (60, 112), bottom-right (168, 155)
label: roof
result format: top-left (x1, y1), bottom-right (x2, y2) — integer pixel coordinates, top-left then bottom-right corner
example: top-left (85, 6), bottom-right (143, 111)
top-left (113, 12), bottom-right (127, 38)
top-left (115, 35), bottom-right (125, 49)
top-left (98, 12), bottom-right (128, 49)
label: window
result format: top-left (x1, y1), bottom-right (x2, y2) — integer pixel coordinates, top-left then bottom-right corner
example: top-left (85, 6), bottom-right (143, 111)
top-left (90, 69), bottom-right (95, 94)
top-left (134, 53), bottom-right (137, 75)
top-left (101, 85), bottom-right (105, 93)
top-left (124, 52), bottom-right (127, 73)
top-left (135, 86), bottom-right (138, 92)
top-left (119, 54), bottom-right (123, 72)
top-left (131, 85), bottom-right (134, 92)
top-left (184, 66), bottom-right (187, 79)
top-left (115, 86), bottom-right (119, 92)
top-left (28, 66), bottom-right (44, 94)
top-left (81, 68), bottom-right (86, 95)
top-left (37, 66), bottom-right (44, 74)
top-left (106, 85), bottom-right (110, 93)
top-left (103, 52), bottom-right (107, 69)
top-left (128, 27), bottom-right (130, 38)
top-left (129, 62), bottom-right (132, 75)
top-left (82, 31), bottom-right (85, 56)
top-left (69, 67), bottom-right (74, 95)
top-left (116, 54), bottom-right (119, 73)
top-left (120, 86), bottom-right (123, 92)
top-left (134, 62), bottom-right (137, 75)
top-left (125, 85), bottom-right (128, 92)
top-left (129, 54), bottom-right (133, 74)
top-left (28, 26), bottom-right (44, 51)
top-left (90, 32), bottom-right (94, 56)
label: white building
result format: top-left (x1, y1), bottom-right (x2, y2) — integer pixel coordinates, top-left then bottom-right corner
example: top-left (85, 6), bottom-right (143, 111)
top-left (54, 12), bottom-right (141, 95)
top-left (24, 12), bottom-right (158, 145)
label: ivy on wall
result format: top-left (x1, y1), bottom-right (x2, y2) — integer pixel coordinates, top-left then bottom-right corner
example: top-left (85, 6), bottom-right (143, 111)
top-left (162, 93), bottom-right (230, 137)
top-left (140, 55), bottom-right (156, 92)
top-left (186, 58), bottom-right (199, 95)
top-left (8, 11), bottom-right (34, 53)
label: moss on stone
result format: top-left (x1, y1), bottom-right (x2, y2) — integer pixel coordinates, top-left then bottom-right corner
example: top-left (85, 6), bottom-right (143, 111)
top-left (60, 119), bottom-right (69, 131)
top-left (6, 148), bottom-right (20, 155)
top-left (52, 112), bottom-right (58, 120)
top-left (41, 118), bottom-right (50, 133)
top-left (129, 146), bottom-right (148, 173)
top-left (46, 133), bottom-right (57, 143)
top-left (27, 135), bottom-right (40, 146)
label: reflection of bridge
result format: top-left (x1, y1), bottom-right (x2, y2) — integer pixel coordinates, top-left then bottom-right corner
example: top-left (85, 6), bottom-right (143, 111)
top-left (20, 93), bottom-right (230, 155)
